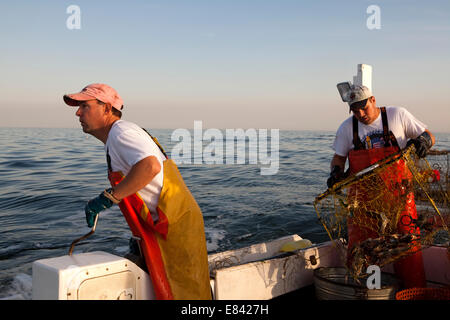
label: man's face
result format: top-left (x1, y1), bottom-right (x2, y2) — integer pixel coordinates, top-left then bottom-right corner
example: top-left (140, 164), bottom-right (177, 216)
top-left (350, 96), bottom-right (378, 125)
top-left (75, 99), bottom-right (107, 134)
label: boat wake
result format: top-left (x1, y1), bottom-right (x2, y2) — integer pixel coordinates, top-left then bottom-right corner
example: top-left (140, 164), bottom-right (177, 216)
top-left (0, 273), bottom-right (32, 300)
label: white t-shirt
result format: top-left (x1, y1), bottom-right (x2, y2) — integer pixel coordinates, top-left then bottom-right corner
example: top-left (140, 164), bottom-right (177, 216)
top-left (105, 120), bottom-right (166, 214)
top-left (333, 106), bottom-right (427, 157)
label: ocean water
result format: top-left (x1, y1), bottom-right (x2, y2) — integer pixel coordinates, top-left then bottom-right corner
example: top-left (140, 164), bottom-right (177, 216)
top-left (0, 127), bottom-right (449, 299)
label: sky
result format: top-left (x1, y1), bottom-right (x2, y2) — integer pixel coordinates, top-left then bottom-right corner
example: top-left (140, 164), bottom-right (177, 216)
top-left (1, 0), bottom-right (449, 132)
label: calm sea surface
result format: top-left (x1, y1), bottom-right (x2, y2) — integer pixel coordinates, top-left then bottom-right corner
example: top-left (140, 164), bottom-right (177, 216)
top-left (0, 127), bottom-right (449, 299)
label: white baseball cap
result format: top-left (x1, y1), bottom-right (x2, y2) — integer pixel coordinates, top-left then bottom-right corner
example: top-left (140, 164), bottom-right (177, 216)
top-left (337, 82), bottom-right (372, 109)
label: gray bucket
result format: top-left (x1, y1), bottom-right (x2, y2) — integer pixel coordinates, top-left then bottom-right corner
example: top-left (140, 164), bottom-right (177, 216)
top-left (313, 267), bottom-right (400, 300)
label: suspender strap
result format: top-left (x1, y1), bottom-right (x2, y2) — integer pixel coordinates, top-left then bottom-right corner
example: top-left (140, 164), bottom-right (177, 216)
top-left (141, 128), bottom-right (169, 159)
top-left (352, 116), bottom-right (365, 150)
top-left (352, 107), bottom-right (399, 150)
top-left (380, 107), bottom-right (391, 146)
top-left (380, 107), bottom-right (399, 148)
top-left (106, 128), bottom-right (169, 173)
top-left (106, 148), bottom-right (113, 172)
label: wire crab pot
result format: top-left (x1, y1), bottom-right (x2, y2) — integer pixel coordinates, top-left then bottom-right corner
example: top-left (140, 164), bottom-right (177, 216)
top-left (313, 146), bottom-right (449, 280)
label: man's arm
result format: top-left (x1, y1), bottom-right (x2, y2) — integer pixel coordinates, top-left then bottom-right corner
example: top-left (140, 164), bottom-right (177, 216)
top-left (327, 153), bottom-right (347, 188)
top-left (406, 129), bottom-right (435, 158)
top-left (330, 153), bottom-right (347, 172)
top-left (111, 156), bottom-right (161, 200)
top-left (83, 156), bottom-right (161, 228)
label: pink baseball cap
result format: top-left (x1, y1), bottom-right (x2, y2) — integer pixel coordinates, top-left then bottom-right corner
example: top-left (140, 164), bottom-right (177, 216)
top-left (63, 83), bottom-right (124, 110)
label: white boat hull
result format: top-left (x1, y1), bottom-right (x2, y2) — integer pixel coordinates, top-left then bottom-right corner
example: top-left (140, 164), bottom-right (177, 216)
top-left (31, 234), bottom-right (449, 300)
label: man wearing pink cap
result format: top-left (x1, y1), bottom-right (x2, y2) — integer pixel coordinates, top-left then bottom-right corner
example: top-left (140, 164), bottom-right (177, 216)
top-left (63, 84), bottom-right (212, 300)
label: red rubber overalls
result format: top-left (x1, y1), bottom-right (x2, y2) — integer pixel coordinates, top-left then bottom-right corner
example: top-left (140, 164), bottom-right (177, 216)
top-left (347, 107), bottom-right (426, 288)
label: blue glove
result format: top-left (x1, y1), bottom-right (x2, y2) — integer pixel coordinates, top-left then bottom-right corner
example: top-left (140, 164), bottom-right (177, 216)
top-left (85, 189), bottom-right (114, 227)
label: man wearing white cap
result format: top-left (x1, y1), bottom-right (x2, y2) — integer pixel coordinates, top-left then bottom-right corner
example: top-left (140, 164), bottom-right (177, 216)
top-left (63, 83), bottom-right (212, 300)
top-left (327, 82), bottom-right (435, 289)
top-left (329, 83), bottom-right (435, 185)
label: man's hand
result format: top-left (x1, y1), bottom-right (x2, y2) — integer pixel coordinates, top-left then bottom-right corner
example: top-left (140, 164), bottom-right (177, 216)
top-left (327, 165), bottom-right (344, 189)
top-left (406, 131), bottom-right (433, 158)
top-left (84, 189), bottom-right (115, 227)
